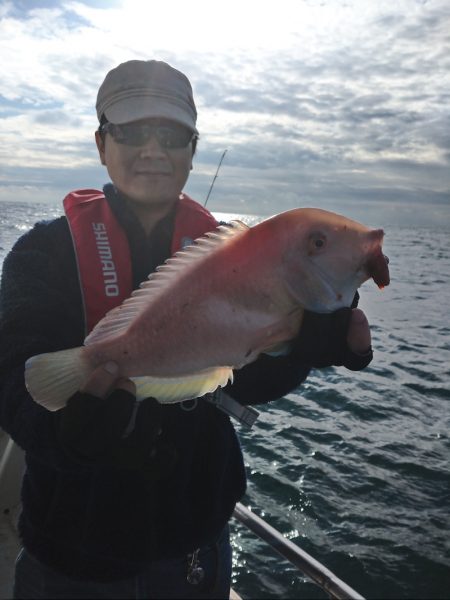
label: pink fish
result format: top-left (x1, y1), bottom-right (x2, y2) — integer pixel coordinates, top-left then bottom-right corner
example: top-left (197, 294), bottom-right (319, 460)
top-left (25, 208), bottom-right (390, 411)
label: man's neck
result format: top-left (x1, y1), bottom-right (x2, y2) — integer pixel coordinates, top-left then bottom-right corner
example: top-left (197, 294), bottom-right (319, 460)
top-left (126, 198), bottom-right (178, 236)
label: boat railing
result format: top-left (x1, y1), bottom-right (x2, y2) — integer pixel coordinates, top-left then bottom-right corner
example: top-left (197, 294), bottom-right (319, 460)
top-left (233, 502), bottom-right (365, 600)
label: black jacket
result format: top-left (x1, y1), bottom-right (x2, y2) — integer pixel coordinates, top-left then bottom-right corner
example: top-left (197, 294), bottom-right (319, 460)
top-left (0, 184), bottom-right (311, 581)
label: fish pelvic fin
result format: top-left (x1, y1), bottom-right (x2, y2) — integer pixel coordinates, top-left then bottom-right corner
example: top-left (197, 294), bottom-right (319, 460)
top-left (25, 347), bottom-right (90, 411)
top-left (132, 367), bottom-right (233, 403)
top-left (84, 221), bottom-right (249, 347)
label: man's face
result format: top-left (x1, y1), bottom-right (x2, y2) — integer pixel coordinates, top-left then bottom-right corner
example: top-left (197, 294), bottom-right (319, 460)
top-left (95, 118), bottom-right (194, 210)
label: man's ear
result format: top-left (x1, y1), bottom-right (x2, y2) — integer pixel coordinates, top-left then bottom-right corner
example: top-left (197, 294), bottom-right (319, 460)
top-left (95, 130), bottom-right (106, 166)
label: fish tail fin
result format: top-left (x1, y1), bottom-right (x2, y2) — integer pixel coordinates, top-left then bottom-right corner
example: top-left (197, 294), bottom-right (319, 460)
top-left (25, 347), bottom-right (90, 411)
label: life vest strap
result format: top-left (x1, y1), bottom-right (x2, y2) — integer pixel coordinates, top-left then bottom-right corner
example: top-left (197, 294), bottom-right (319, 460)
top-left (63, 189), bottom-right (132, 335)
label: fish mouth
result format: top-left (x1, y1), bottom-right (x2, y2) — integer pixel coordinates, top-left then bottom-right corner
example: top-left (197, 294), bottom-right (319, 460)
top-left (366, 249), bottom-right (390, 289)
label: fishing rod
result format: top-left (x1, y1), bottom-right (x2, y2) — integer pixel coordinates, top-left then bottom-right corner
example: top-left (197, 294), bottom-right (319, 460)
top-left (204, 149), bottom-right (227, 208)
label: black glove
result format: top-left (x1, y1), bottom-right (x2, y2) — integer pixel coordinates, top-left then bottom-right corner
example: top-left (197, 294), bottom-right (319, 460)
top-left (291, 307), bottom-right (373, 371)
top-left (57, 390), bottom-right (176, 477)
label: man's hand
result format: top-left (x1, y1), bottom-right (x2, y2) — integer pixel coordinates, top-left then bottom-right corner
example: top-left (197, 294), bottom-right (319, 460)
top-left (57, 363), bottom-right (169, 474)
top-left (80, 360), bottom-right (136, 399)
top-left (346, 308), bottom-right (371, 355)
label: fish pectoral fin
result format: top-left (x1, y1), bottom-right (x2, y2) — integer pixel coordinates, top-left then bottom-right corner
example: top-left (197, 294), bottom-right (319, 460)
top-left (132, 367), bottom-right (233, 403)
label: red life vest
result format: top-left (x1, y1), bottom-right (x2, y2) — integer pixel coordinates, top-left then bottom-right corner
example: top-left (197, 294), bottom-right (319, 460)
top-left (64, 189), bottom-right (218, 334)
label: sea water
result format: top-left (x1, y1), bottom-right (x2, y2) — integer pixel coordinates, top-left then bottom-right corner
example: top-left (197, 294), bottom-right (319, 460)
top-left (1, 198), bottom-right (449, 599)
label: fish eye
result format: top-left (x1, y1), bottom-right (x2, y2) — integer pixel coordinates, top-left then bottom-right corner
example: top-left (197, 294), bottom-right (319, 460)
top-left (309, 233), bottom-right (327, 253)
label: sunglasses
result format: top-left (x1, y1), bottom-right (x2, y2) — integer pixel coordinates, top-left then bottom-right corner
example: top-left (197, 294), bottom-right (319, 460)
top-left (100, 121), bottom-right (196, 149)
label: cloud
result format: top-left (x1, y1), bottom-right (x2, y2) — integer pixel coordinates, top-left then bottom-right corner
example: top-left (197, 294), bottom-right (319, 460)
top-left (0, 0), bottom-right (449, 225)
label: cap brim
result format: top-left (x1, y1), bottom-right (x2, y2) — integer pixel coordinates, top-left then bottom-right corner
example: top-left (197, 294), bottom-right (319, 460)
top-left (104, 97), bottom-right (198, 134)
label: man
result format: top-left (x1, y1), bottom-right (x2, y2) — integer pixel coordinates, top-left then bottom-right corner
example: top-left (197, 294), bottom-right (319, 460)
top-left (0, 60), bottom-right (372, 599)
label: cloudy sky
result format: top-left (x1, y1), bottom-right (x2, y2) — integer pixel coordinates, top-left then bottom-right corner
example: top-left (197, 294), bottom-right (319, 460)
top-left (0, 0), bottom-right (449, 226)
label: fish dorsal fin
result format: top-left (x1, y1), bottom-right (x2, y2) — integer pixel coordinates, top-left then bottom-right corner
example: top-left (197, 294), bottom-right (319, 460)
top-left (84, 221), bottom-right (249, 346)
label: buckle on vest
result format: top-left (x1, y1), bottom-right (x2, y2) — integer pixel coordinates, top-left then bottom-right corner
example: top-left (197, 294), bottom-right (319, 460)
top-left (206, 390), bottom-right (259, 428)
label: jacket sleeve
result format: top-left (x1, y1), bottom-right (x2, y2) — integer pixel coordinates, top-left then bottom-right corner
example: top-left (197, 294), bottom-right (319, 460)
top-left (0, 219), bottom-right (85, 467)
top-left (225, 353), bottom-right (311, 406)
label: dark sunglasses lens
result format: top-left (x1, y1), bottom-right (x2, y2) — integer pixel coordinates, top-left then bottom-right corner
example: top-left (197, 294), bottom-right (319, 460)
top-left (156, 126), bottom-right (192, 148)
top-left (118, 124), bottom-right (148, 146)
top-left (102, 124), bottom-right (139, 145)
top-left (105, 123), bottom-right (192, 148)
